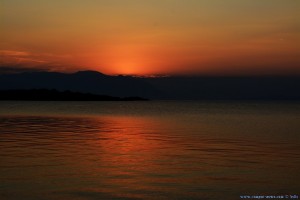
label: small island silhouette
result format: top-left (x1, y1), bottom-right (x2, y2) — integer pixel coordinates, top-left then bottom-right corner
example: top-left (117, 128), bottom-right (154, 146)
top-left (0, 89), bottom-right (148, 101)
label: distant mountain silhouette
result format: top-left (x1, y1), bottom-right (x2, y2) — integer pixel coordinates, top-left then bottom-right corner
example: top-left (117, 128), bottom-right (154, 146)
top-left (145, 76), bottom-right (300, 100)
top-left (0, 89), bottom-right (148, 101)
top-left (0, 71), bottom-right (163, 99)
top-left (0, 70), bottom-right (300, 100)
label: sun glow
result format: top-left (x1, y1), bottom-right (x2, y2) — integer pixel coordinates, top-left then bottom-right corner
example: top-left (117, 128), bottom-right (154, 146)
top-left (2, 0), bottom-right (299, 75)
top-left (87, 44), bottom-right (155, 75)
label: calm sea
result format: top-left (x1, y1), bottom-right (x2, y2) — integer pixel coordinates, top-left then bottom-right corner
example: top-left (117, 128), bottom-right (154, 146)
top-left (0, 101), bottom-right (300, 200)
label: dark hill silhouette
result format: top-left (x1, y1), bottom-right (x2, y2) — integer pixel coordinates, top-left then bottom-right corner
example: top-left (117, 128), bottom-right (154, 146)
top-left (0, 71), bottom-right (163, 98)
top-left (144, 76), bottom-right (300, 100)
top-left (0, 89), bottom-right (148, 101)
top-left (0, 70), bottom-right (300, 100)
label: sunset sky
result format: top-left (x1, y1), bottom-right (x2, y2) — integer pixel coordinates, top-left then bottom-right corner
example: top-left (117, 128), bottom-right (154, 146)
top-left (1, 0), bottom-right (299, 75)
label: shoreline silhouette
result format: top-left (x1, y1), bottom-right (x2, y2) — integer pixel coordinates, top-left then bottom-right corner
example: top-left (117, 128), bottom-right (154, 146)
top-left (0, 89), bottom-right (148, 101)
top-left (1, 70), bottom-right (300, 100)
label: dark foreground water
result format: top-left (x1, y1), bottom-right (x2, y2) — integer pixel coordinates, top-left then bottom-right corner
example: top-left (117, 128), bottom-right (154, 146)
top-left (0, 101), bottom-right (300, 200)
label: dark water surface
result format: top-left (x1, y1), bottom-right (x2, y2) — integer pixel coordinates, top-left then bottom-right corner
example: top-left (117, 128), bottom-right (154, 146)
top-left (0, 101), bottom-right (300, 200)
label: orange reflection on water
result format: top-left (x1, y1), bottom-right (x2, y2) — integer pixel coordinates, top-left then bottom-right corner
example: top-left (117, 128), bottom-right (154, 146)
top-left (74, 116), bottom-right (174, 198)
top-left (1, 114), bottom-right (300, 200)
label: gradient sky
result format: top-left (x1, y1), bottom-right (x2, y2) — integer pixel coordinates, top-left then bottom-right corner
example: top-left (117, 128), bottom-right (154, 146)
top-left (1, 0), bottom-right (299, 75)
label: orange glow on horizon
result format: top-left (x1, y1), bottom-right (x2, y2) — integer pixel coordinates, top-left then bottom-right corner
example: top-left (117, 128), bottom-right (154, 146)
top-left (1, 0), bottom-right (300, 75)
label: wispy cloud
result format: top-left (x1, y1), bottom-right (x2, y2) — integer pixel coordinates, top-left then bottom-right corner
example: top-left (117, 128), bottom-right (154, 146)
top-left (0, 49), bottom-right (84, 73)
top-left (0, 49), bottom-right (46, 65)
top-left (0, 66), bottom-right (47, 74)
top-left (0, 50), bottom-right (31, 57)
top-left (0, 49), bottom-right (63, 67)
